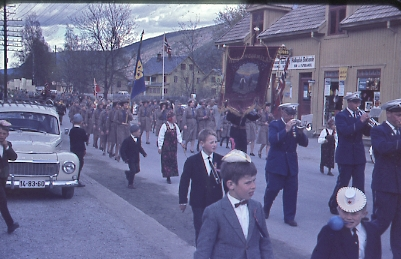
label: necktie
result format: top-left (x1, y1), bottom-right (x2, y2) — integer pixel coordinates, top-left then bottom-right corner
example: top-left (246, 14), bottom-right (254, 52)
top-left (192, 108), bottom-right (195, 117)
top-left (144, 107), bottom-right (147, 116)
top-left (235, 200), bottom-right (248, 208)
top-left (353, 112), bottom-right (356, 118)
top-left (208, 156), bottom-right (221, 184)
top-left (396, 128), bottom-right (400, 135)
top-left (352, 228), bottom-right (359, 257)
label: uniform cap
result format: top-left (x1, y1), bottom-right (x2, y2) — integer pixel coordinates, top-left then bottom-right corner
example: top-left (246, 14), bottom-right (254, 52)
top-left (336, 187), bottom-right (366, 213)
top-left (279, 103), bottom-right (299, 115)
top-left (344, 92), bottom-right (362, 102)
top-left (222, 149), bottom-right (251, 163)
top-left (381, 99), bottom-right (401, 112)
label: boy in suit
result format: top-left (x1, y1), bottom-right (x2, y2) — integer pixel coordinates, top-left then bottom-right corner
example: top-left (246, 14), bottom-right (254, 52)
top-left (178, 128), bottom-right (224, 243)
top-left (69, 114), bottom-right (89, 187)
top-left (0, 120), bottom-right (19, 234)
top-left (311, 187), bottom-right (381, 259)
top-left (120, 124), bottom-right (147, 189)
top-left (195, 149), bottom-right (274, 259)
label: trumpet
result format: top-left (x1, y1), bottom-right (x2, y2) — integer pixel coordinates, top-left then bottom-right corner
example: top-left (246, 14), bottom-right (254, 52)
top-left (357, 108), bottom-right (379, 127)
top-left (291, 119), bottom-right (312, 137)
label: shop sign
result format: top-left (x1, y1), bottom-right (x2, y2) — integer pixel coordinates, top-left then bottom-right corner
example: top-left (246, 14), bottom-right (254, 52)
top-left (288, 55), bottom-right (315, 70)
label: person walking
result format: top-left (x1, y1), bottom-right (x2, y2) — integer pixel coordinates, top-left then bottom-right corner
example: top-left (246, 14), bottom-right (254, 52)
top-left (69, 114), bottom-right (89, 187)
top-left (114, 101), bottom-right (133, 162)
top-left (370, 99), bottom-right (401, 258)
top-left (179, 129), bottom-right (224, 243)
top-left (328, 92), bottom-right (371, 215)
top-left (256, 103), bottom-right (274, 158)
top-left (263, 103), bottom-right (308, 227)
top-left (0, 120), bottom-right (19, 234)
top-left (182, 99), bottom-right (197, 153)
top-left (318, 117), bottom-right (338, 176)
top-left (120, 124), bottom-right (147, 189)
top-left (158, 111), bottom-right (184, 184)
top-left (138, 100), bottom-right (152, 144)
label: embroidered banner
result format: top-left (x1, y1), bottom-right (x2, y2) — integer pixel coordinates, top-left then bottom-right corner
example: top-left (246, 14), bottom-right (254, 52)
top-left (220, 46), bottom-right (279, 116)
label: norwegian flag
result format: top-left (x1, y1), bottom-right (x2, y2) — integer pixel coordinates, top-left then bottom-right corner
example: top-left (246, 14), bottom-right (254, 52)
top-left (94, 78), bottom-right (100, 96)
top-left (164, 35), bottom-right (172, 54)
top-left (273, 57), bottom-right (291, 117)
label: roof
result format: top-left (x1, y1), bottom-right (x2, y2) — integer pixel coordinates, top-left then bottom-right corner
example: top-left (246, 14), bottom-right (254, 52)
top-left (258, 5), bottom-right (326, 39)
top-left (341, 5), bottom-right (401, 27)
top-left (143, 56), bottom-right (187, 76)
top-left (215, 14), bottom-right (251, 45)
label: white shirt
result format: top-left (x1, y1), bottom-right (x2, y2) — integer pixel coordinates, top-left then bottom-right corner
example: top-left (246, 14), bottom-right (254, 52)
top-left (352, 223), bottom-right (367, 259)
top-left (201, 150), bottom-right (213, 176)
top-left (157, 121), bottom-right (183, 149)
top-left (347, 107), bottom-right (357, 117)
top-left (130, 134), bottom-right (137, 142)
top-left (227, 192), bottom-right (249, 239)
top-left (317, 128), bottom-right (338, 148)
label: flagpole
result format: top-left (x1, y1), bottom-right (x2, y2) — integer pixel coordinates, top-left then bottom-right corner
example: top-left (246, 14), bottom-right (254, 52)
top-left (162, 33), bottom-right (165, 100)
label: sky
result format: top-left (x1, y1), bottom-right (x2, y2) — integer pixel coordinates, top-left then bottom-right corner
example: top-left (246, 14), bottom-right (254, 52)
top-left (1, 3), bottom-right (239, 69)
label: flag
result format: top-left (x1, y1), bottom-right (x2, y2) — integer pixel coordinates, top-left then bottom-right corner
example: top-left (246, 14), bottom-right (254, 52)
top-left (164, 34), bottom-right (172, 54)
top-left (94, 78), bottom-right (100, 96)
top-left (131, 30), bottom-right (146, 99)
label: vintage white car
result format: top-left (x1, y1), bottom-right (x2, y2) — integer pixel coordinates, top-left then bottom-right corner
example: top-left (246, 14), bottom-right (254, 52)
top-left (0, 101), bottom-right (79, 199)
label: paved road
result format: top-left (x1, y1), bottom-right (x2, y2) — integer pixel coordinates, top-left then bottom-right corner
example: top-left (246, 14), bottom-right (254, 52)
top-left (1, 116), bottom-right (391, 258)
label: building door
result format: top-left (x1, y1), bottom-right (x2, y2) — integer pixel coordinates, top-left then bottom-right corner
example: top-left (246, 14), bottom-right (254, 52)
top-left (298, 73), bottom-right (312, 119)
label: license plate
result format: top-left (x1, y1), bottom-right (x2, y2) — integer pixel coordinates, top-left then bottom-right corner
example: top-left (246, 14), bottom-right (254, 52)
top-left (19, 180), bottom-right (46, 188)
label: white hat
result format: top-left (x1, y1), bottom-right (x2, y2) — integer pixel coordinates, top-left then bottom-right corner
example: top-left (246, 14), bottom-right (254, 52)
top-left (381, 99), bottom-right (401, 112)
top-left (279, 103), bottom-right (299, 115)
top-left (344, 92), bottom-right (361, 101)
top-left (222, 149), bottom-right (251, 163)
top-left (336, 187), bottom-right (366, 213)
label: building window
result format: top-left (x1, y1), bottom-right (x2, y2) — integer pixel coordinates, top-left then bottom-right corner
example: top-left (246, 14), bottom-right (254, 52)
top-left (174, 76), bottom-right (178, 83)
top-left (357, 69), bottom-right (381, 112)
top-left (151, 76), bottom-right (156, 82)
top-left (196, 78), bottom-right (200, 84)
top-left (145, 76), bottom-right (151, 81)
top-left (164, 88), bottom-right (168, 94)
top-left (181, 64), bottom-right (186, 70)
top-left (185, 77), bottom-right (189, 83)
top-left (164, 76), bottom-right (166, 83)
top-left (328, 5), bottom-right (346, 35)
top-left (252, 10), bottom-right (264, 45)
top-left (189, 64), bottom-right (194, 70)
top-left (211, 77), bottom-right (216, 83)
top-left (323, 71), bottom-right (342, 125)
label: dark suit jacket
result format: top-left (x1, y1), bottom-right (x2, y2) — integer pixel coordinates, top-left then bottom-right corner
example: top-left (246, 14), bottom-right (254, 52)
top-left (311, 221), bottom-right (381, 259)
top-left (265, 119), bottom-right (308, 176)
top-left (120, 136), bottom-right (147, 172)
top-left (0, 141), bottom-right (18, 178)
top-left (195, 196), bottom-right (274, 259)
top-left (69, 126), bottom-right (88, 154)
top-left (335, 109), bottom-right (371, 165)
top-left (179, 152), bottom-right (223, 208)
top-left (371, 122), bottom-right (401, 194)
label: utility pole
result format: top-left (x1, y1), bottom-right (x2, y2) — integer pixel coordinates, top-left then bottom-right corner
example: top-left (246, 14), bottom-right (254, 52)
top-left (1, 4), bottom-right (22, 101)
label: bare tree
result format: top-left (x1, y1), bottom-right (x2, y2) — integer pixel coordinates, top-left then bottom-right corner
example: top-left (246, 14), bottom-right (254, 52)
top-left (177, 16), bottom-right (203, 95)
top-left (71, 3), bottom-right (137, 98)
top-left (214, 4), bottom-right (248, 31)
top-left (16, 14), bottom-right (53, 86)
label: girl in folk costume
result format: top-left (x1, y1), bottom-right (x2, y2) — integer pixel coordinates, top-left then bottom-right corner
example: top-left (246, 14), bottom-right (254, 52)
top-left (318, 118), bottom-right (338, 176)
top-left (157, 110), bottom-right (185, 184)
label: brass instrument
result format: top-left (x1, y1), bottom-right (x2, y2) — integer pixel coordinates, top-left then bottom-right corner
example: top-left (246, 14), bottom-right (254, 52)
top-left (357, 108), bottom-right (379, 127)
top-left (292, 119), bottom-right (312, 137)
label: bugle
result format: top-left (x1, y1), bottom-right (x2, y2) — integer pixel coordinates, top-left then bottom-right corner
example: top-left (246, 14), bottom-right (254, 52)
top-left (291, 119), bottom-right (312, 138)
top-left (357, 108), bottom-right (379, 127)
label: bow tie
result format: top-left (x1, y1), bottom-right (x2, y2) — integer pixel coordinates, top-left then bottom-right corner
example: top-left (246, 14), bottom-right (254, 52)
top-left (234, 200), bottom-right (248, 208)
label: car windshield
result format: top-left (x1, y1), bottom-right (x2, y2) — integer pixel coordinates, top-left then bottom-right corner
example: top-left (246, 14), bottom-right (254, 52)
top-left (0, 112), bottom-right (60, 135)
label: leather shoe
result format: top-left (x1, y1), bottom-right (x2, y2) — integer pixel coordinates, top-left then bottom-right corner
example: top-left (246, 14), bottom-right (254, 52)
top-left (128, 184), bottom-right (136, 189)
top-left (330, 207), bottom-right (339, 215)
top-left (327, 172), bottom-right (334, 176)
top-left (250, 153), bottom-right (255, 156)
top-left (8, 222), bottom-right (19, 234)
top-left (285, 220), bottom-right (298, 227)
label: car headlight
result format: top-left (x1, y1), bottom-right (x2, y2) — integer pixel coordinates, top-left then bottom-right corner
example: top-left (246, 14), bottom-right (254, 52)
top-left (62, 161), bottom-right (76, 174)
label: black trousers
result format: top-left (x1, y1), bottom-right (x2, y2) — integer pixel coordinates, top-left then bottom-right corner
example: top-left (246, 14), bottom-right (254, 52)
top-left (192, 206), bottom-right (205, 245)
top-left (73, 151), bottom-right (85, 180)
top-left (371, 191), bottom-right (401, 259)
top-left (328, 163), bottom-right (365, 210)
top-left (0, 178), bottom-right (14, 227)
top-left (126, 162), bottom-right (139, 185)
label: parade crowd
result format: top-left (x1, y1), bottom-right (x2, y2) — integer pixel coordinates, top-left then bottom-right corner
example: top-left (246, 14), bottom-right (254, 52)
top-left (2, 90), bottom-right (401, 259)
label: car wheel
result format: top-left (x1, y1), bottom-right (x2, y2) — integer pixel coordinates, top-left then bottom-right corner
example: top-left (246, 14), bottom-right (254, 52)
top-left (62, 187), bottom-right (75, 199)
